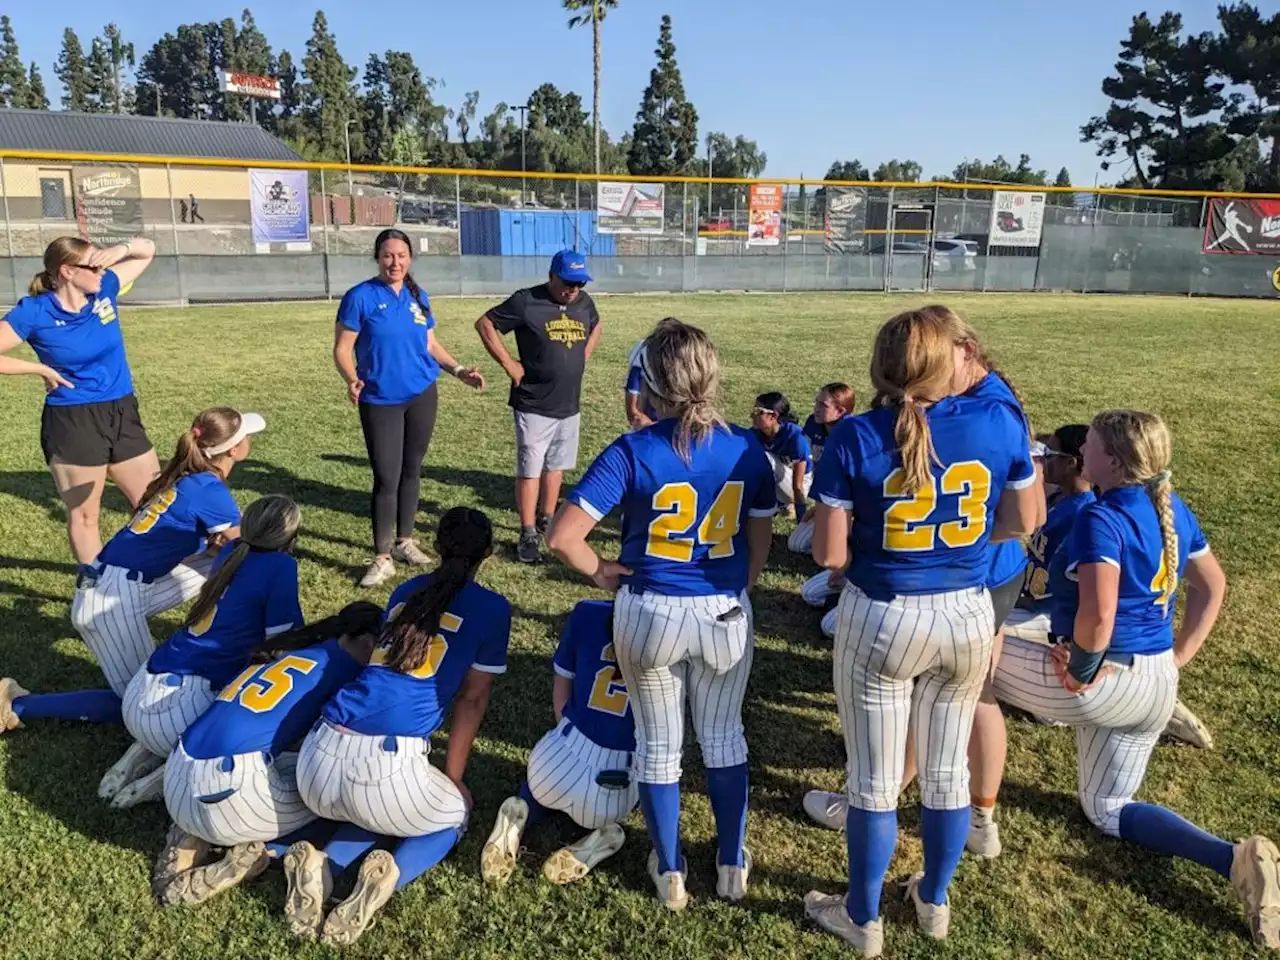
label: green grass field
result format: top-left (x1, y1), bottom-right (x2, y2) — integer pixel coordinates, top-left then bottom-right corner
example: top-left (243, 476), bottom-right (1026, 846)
top-left (1, 291), bottom-right (1279, 960)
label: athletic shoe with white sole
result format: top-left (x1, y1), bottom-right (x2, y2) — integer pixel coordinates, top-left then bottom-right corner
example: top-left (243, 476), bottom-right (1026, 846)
top-left (646, 851), bottom-right (689, 911)
top-left (904, 872), bottom-right (950, 940)
top-left (1164, 699), bottom-right (1214, 750)
top-left (283, 840), bottom-right (333, 940)
top-left (98, 742), bottom-right (164, 800)
top-left (803, 891), bottom-right (884, 957)
top-left (1230, 835), bottom-right (1280, 949)
top-left (481, 796), bottom-right (529, 885)
top-left (543, 823), bottom-right (625, 885)
top-left (803, 790), bottom-right (846, 831)
top-left (358, 556), bottom-right (395, 589)
top-left (164, 841), bottom-right (270, 907)
top-left (322, 849), bottom-right (400, 947)
top-left (716, 847), bottom-right (752, 901)
top-left (967, 821), bottom-right (1002, 859)
top-left (390, 540), bottom-right (431, 566)
top-left (152, 823), bottom-right (211, 902)
top-left (0, 678), bottom-right (29, 732)
top-left (109, 761), bottom-right (168, 809)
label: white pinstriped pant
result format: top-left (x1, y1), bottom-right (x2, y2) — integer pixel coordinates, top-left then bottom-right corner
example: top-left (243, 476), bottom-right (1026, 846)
top-left (122, 669), bottom-right (218, 758)
top-left (165, 742), bottom-right (316, 846)
top-left (296, 720), bottom-right (468, 838)
top-left (527, 717), bottom-right (637, 830)
top-left (787, 519), bottom-right (816, 555)
top-left (613, 586), bottom-right (753, 784)
top-left (69, 555), bottom-right (215, 696)
top-left (992, 635), bottom-right (1178, 836)
top-left (766, 452), bottom-right (813, 506)
top-left (834, 582), bottom-right (995, 813)
top-left (802, 570), bottom-right (840, 608)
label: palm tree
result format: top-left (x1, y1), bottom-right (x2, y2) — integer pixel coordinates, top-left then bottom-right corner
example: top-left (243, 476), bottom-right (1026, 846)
top-left (564, 0), bottom-right (618, 174)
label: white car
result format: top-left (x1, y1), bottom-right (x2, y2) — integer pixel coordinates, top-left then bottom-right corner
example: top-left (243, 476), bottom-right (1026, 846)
top-left (931, 238), bottom-right (978, 271)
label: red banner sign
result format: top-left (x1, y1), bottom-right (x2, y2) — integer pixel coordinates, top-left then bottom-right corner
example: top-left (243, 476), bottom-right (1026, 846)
top-left (1202, 197), bottom-right (1280, 255)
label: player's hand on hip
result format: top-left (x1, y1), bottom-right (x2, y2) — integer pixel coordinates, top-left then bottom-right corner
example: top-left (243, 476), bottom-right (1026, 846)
top-left (457, 367), bottom-right (485, 390)
top-left (39, 366), bottom-right (73, 393)
top-left (506, 361), bottom-right (525, 386)
top-left (591, 559), bottom-right (633, 593)
top-left (347, 379), bottom-right (365, 405)
top-left (1050, 643), bottom-right (1112, 694)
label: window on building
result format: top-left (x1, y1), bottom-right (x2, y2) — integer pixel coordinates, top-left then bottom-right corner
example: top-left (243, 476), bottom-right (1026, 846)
top-left (40, 178), bottom-right (68, 219)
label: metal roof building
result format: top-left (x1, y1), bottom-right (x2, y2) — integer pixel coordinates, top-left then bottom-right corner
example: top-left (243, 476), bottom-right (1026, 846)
top-left (0, 108), bottom-right (301, 162)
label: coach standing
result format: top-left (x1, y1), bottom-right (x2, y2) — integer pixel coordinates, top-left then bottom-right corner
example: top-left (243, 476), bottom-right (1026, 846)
top-left (476, 250), bottom-right (600, 563)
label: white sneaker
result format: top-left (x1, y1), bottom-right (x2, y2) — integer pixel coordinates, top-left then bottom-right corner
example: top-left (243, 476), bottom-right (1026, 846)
top-left (716, 847), bottom-right (752, 901)
top-left (1230, 835), bottom-right (1280, 949)
top-left (543, 823), bottom-right (626, 885)
top-left (0, 677), bottom-right (29, 732)
top-left (646, 850), bottom-right (689, 911)
top-left (803, 790), bottom-right (847, 831)
top-left (1164, 698), bottom-right (1214, 749)
top-left (322, 849), bottom-right (400, 947)
top-left (359, 556), bottom-right (395, 588)
top-left (283, 840), bottom-right (332, 940)
top-left (967, 820), bottom-right (1002, 859)
top-left (481, 796), bottom-right (529, 886)
top-left (390, 540), bottom-right (431, 566)
top-left (803, 891), bottom-right (884, 956)
top-left (98, 742), bottom-right (164, 800)
top-left (904, 872), bottom-right (950, 940)
top-left (109, 760), bottom-right (168, 808)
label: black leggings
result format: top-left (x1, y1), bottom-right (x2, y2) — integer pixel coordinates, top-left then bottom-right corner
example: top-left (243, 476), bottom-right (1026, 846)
top-left (358, 385), bottom-right (438, 554)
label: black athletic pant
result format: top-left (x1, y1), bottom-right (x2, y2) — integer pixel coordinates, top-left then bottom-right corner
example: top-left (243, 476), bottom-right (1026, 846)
top-left (358, 385), bottom-right (438, 555)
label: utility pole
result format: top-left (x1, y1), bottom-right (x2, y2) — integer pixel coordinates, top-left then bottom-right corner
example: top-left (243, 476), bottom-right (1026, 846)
top-left (515, 102), bottom-right (530, 207)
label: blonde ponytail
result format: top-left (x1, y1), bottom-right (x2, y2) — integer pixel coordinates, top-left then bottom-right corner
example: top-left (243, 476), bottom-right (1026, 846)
top-left (639, 318), bottom-right (727, 465)
top-left (894, 400), bottom-right (935, 493)
top-left (1147, 471), bottom-right (1179, 614)
top-left (28, 270), bottom-right (54, 296)
top-left (136, 407), bottom-right (242, 513)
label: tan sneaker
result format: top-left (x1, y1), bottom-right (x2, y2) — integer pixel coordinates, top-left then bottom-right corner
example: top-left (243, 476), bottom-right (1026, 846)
top-left (283, 840), bottom-right (332, 940)
top-left (543, 823), bottom-right (625, 885)
top-left (321, 850), bottom-right (400, 947)
top-left (481, 796), bottom-right (529, 886)
top-left (646, 850), bottom-right (689, 911)
top-left (1230, 835), bottom-right (1280, 949)
top-left (163, 841), bottom-right (270, 907)
top-left (967, 821), bottom-right (1002, 859)
top-left (152, 823), bottom-right (211, 902)
top-left (803, 790), bottom-right (847, 831)
top-left (0, 678), bottom-right (29, 732)
top-left (358, 556), bottom-right (395, 589)
top-left (1164, 699), bottom-right (1214, 749)
top-left (904, 872), bottom-right (950, 940)
top-left (390, 540), bottom-right (431, 566)
top-left (716, 847), bottom-right (752, 901)
top-left (803, 891), bottom-right (884, 956)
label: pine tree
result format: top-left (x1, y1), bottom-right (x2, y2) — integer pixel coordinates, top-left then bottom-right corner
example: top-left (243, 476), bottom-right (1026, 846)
top-left (102, 24), bottom-right (135, 113)
top-left (627, 15), bottom-right (698, 175)
top-left (26, 63), bottom-right (49, 109)
top-left (56, 28), bottom-right (93, 112)
top-left (301, 11), bottom-right (362, 162)
top-left (0, 15), bottom-right (30, 108)
top-left (86, 36), bottom-right (115, 113)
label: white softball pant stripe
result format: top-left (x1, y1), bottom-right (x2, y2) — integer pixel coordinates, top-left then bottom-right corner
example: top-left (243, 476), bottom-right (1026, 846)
top-left (992, 635), bottom-right (1177, 836)
top-left (1002, 607), bottom-right (1052, 644)
top-left (801, 570), bottom-right (839, 608)
top-left (613, 587), bottom-right (752, 784)
top-left (165, 743), bottom-right (316, 846)
top-left (527, 717), bottom-right (638, 831)
top-left (122, 669), bottom-right (217, 758)
top-left (788, 519), bottom-right (816, 555)
top-left (834, 582), bottom-right (994, 813)
top-left (70, 554), bottom-right (215, 696)
top-left (821, 606), bottom-right (838, 639)
top-left (296, 721), bottom-right (468, 838)
top-left (766, 452), bottom-right (812, 506)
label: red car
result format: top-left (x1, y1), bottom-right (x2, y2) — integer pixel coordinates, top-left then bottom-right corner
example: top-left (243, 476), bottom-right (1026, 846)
top-left (700, 217), bottom-right (735, 233)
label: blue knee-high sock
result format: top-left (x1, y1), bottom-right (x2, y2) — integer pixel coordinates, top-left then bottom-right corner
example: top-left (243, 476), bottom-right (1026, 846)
top-left (918, 806), bottom-right (970, 905)
top-left (12, 691), bottom-right (122, 724)
top-left (638, 781), bottom-right (682, 875)
top-left (265, 819), bottom-right (338, 859)
top-left (391, 828), bottom-right (461, 890)
top-left (706, 763), bottom-right (749, 868)
top-left (518, 782), bottom-right (551, 826)
top-left (324, 824), bottom-right (383, 872)
top-left (845, 807), bottom-right (898, 926)
top-left (1119, 802), bottom-right (1234, 878)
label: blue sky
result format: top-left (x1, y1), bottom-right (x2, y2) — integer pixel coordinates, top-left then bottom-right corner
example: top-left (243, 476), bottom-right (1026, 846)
top-left (9, 0), bottom-right (1234, 184)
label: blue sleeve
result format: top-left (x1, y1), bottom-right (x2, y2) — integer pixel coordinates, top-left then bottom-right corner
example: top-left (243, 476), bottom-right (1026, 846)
top-left (264, 558), bottom-right (304, 636)
top-left (625, 363), bottom-right (643, 395)
top-left (337, 285), bottom-right (364, 333)
top-left (3, 297), bottom-right (39, 341)
top-left (552, 608), bottom-right (580, 679)
top-left (1183, 502), bottom-right (1209, 557)
top-left (812, 422), bottom-right (857, 509)
top-left (793, 429), bottom-right (813, 469)
top-left (996, 406), bottom-right (1036, 488)
top-left (1071, 505), bottom-right (1124, 570)
top-left (472, 598), bottom-right (512, 674)
top-left (101, 268), bottom-right (123, 301)
top-left (568, 438), bottom-right (632, 521)
top-left (747, 440), bottom-right (778, 517)
top-left (194, 480), bottom-right (241, 535)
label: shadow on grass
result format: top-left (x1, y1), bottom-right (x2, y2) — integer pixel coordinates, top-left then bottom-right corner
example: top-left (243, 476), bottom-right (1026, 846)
top-left (0, 469), bottom-right (133, 525)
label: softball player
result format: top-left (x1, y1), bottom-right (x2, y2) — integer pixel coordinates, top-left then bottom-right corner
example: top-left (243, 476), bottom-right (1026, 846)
top-left (750, 391), bottom-right (813, 516)
top-left (791, 383), bottom-right (856, 554)
top-left (104, 495), bottom-right (304, 808)
top-left (290, 507), bottom-right (510, 946)
top-left (991, 410), bottom-right (1279, 950)
top-left (482, 598), bottom-right (636, 886)
top-left (802, 306), bottom-right (1040, 955)
top-left (547, 319), bottom-right (775, 910)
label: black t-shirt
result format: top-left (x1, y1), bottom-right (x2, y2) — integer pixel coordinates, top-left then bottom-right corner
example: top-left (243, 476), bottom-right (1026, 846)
top-left (487, 284), bottom-right (600, 419)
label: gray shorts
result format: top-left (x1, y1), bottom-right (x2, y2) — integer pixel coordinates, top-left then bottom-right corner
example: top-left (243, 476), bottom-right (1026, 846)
top-left (514, 411), bottom-right (581, 478)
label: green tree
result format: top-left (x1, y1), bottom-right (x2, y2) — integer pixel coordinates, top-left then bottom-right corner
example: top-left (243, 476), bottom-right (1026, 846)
top-left (26, 62), bottom-right (49, 109)
top-left (214, 9), bottom-right (275, 124)
top-left (86, 37), bottom-right (115, 113)
top-left (824, 160), bottom-right (871, 181)
top-left (873, 159), bottom-right (922, 182)
top-left (302, 10), bottom-right (363, 164)
top-left (953, 154), bottom-right (1048, 184)
top-left (455, 90), bottom-right (480, 143)
top-left (102, 24), bottom-right (135, 114)
top-left (136, 24), bottom-right (215, 119)
top-left (1214, 3), bottom-right (1280, 189)
top-left (361, 51), bottom-right (445, 163)
top-left (627, 15), bottom-right (698, 176)
top-left (0, 15), bottom-right (30, 108)
top-left (699, 131), bottom-right (767, 211)
top-left (1048, 166), bottom-right (1074, 207)
top-left (564, 0), bottom-right (619, 174)
top-left (56, 28), bottom-right (93, 112)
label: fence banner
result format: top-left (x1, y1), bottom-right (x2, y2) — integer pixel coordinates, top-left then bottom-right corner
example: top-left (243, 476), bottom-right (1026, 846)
top-left (1203, 198), bottom-right (1280, 255)
top-left (72, 163), bottom-right (143, 246)
top-left (988, 191), bottom-right (1046, 247)
top-left (824, 186), bottom-right (867, 254)
top-left (748, 183), bottom-right (783, 246)
top-left (597, 182), bottom-right (664, 234)
top-left (250, 169), bottom-right (310, 244)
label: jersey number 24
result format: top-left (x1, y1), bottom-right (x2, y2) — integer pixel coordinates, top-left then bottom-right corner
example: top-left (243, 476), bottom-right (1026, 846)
top-left (646, 481), bottom-right (743, 562)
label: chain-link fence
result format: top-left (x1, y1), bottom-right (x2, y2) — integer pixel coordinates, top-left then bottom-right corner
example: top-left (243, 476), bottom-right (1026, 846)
top-left (2, 153), bottom-right (1277, 304)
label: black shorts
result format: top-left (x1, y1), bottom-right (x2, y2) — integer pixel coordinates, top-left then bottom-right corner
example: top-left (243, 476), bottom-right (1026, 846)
top-left (989, 568), bottom-right (1026, 631)
top-left (40, 394), bottom-right (153, 467)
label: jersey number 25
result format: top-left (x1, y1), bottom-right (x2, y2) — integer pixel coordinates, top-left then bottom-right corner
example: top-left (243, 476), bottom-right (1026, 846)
top-left (646, 481), bottom-right (743, 562)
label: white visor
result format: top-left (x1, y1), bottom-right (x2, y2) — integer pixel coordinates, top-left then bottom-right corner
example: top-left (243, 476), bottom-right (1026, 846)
top-left (201, 411), bottom-right (266, 456)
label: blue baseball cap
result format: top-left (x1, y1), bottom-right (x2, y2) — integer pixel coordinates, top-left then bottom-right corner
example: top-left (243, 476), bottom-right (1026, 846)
top-left (550, 249), bottom-right (592, 284)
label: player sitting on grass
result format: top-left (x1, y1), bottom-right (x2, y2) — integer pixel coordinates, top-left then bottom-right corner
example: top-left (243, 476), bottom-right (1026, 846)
top-left (790, 383), bottom-right (857, 554)
top-left (750, 391), bottom-right (813, 520)
top-left (481, 598), bottom-right (636, 886)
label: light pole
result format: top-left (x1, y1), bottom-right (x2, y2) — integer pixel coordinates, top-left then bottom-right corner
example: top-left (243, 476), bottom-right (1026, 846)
top-left (706, 135), bottom-right (714, 225)
top-left (344, 119), bottom-right (357, 196)
top-left (514, 102), bottom-right (530, 207)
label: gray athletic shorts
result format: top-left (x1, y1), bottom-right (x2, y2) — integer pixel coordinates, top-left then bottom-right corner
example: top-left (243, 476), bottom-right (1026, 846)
top-left (514, 411), bottom-right (581, 478)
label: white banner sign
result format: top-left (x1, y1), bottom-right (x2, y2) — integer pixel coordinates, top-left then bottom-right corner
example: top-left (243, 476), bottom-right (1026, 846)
top-left (988, 191), bottom-right (1046, 247)
top-left (597, 182), bottom-right (664, 234)
top-left (219, 70), bottom-right (281, 100)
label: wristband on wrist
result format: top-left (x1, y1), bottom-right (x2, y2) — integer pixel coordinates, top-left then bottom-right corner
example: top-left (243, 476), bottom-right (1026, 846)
top-left (1067, 640), bottom-right (1107, 686)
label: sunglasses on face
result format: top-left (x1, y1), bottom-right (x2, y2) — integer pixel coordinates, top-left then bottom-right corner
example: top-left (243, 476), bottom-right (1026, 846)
top-left (75, 263), bottom-right (105, 274)
top-left (561, 280), bottom-right (587, 289)
top-left (752, 407), bottom-right (777, 418)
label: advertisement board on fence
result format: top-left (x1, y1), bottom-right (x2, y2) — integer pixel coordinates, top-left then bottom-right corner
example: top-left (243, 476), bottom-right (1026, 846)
top-left (1202, 198), bottom-right (1280, 255)
top-left (250, 169), bottom-right (310, 245)
top-left (596, 182), bottom-right (664, 234)
top-left (987, 191), bottom-right (1046, 247)
top-left (824, 186), bottom-right (867, 254)
top-left (72, 164), bottom-right (143, 247)
top-left (748, 183), bottom-right (783, 246)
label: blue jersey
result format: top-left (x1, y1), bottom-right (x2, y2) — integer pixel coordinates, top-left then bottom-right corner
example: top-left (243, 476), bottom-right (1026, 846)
top-left (568, 421), bottom-right (777, 597)
top-left (552, 600), bottom-right (635, 753)
top-left (968, 373), bottom-right (1031, 588)
top-left (1024, 489), bottom-right (1096, 610)
top-left (148, 547), bottom-right (303, 687)
top-left (1049, 485), bottom-right (1208, 655)
top-left (803, 413), bottom-right (856, 468)
top-left (180, 638), bottom-right (363, 760)
top-left (755, 420), bottom-right (813, 472)
top-left (323, 578), bottom-right (512, 738)
top-left (4, 269), bottom-right (133, 405)
top-left (812, 396), bottom-right (1036, 596)
top-left (625, 340), bottom-right (658, 421)
top-left (97, 472), bottom-right (240, 579)
top-left (337, 278), bottom-right (439, 405)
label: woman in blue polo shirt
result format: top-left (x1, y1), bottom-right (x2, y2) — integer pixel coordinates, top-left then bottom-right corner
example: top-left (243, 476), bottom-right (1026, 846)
top-left (0, 235), bottom-right (159, 563)
top-left (334, 229), bottom-right (485, 588)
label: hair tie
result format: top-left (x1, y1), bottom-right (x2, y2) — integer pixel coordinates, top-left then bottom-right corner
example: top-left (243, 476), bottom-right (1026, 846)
top-left (1149, 469), bottom-right (1172, 485)
top-left (902, 394), bottom-right (916, 405)
top-left (191, 425), bottom-right (203, 439)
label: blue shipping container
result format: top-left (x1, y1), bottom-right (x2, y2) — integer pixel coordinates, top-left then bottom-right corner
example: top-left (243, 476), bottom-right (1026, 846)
top-left (460, 208), bottom-right (617, 257)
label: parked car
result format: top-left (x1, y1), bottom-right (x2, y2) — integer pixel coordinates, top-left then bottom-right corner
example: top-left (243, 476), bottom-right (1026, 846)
top-left (931, 238), bottom-right (978, 271)
top-left (700, 217), bottom-right (735, 233)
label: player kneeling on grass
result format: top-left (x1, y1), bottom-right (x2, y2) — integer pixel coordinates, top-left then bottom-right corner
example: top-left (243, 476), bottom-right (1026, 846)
top-left (749, 391), bottom-right (812, 521)
top-left (153, 601), bottom-right (384, 907)
top-left (790, 383), bottom-right (856, 555)
top-left (482, 598), bottom-right (636, 886)
top-left (288, 507), bottom-right (510, 946)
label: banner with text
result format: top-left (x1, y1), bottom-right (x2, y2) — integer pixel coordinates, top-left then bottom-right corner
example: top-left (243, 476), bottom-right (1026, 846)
top-left (597, 182), bottom-right (665, 234)
top-left (72, 164), bottom-right (143, 247)
top-left (1202, 198), bottom-right (1280, 255)
top-left (748, 183), bottom-right (783, 246)
top-left (250, 169), bottom-right (310, 245)
top-left (824, 186), bottom-right (868, 254)
top-left (987, 191), bottom-right (1046, 247)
